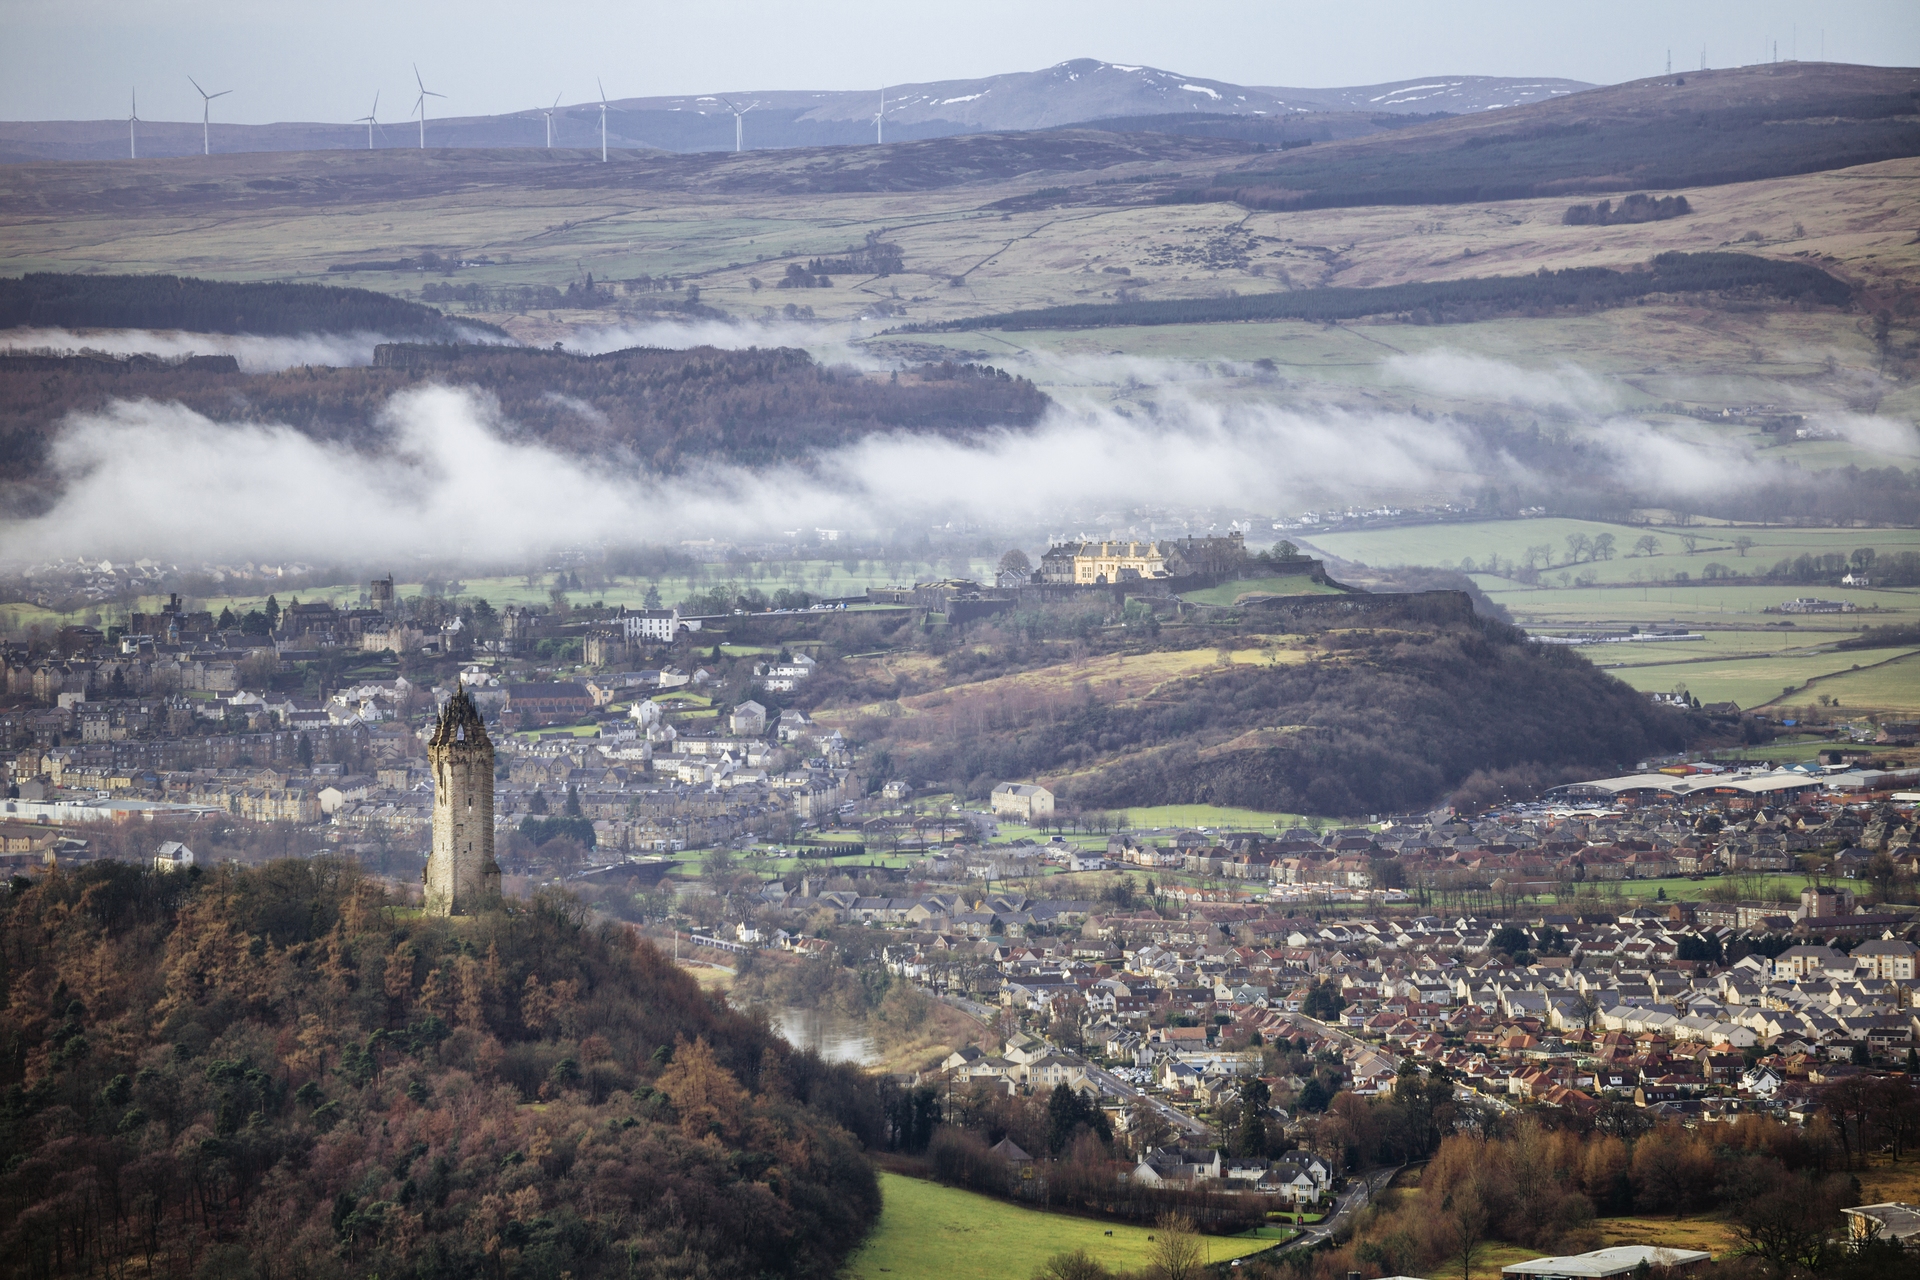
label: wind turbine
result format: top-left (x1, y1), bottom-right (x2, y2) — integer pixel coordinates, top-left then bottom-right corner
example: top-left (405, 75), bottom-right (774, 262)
top-left (128, 89), bottom-right (139, 159)
top-left (355, 91), bottom-right (381, 150)
top-left (717, 95), bottom-right (758, 152)
top-left (539, 92), bottom-right (561, 148)
top-left (412, 64), bottom-right (444, 148)
top-left (875, 86), bottom-right (887, 144)
top-left (597, 78), bottom-right (608, 161)
top-left (188, 76), bottom-right (230, 156)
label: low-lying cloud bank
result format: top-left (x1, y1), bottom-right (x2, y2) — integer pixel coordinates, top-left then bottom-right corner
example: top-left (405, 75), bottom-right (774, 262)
top-left (2, 321), bottom-right (511, 373)
top-left (3, 327), bottom-right (398, 373)
top-left (1386, 350), bottom-right (1621, 414)
top-left (565, 316), bottom-right (896, 370)
top-left (5, 384), bottom-right (1501, 562)
top-left (5, 347), bottom-right (1911, 564)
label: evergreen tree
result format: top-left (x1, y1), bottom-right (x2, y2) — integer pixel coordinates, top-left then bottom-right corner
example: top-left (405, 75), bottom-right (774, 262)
top-left (644, 582), bottom-right (662, 610)
top-left (217, 606), bottom-right (237, 630)
top-left (1232, 1078), bottom-right (1271, 1157)
top-left (1044, 1083), bottom-right (1111, 1155)
top-left (565, 785), bottom-right (583, 819)
top-left (264, 595), bottom-right (281, 629)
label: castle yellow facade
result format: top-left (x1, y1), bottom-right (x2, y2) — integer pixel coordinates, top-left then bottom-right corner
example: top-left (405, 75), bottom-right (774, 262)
top-left (1073, 541), bottom-right (1170, 584)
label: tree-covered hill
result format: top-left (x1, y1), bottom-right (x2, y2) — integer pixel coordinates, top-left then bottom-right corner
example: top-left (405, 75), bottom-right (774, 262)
top-left (0, 272), bottom-right (500, 340)
top-left (812, 598), bottom-right (1706, 816)
top-left (0, 344), bottom-right (1049, 489)
top-left (0, 860), bottom-right (883, 1278)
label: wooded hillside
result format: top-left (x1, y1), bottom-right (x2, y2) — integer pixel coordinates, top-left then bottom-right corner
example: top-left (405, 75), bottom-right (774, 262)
top-left (0, 345), bottom-right (1049, 488)
top-left (811, 599), bottom-right (1702, 815)
top-left (0, 861), bottom-right (884, 1278)
top-left (0, 273), bottom-right (497, 340)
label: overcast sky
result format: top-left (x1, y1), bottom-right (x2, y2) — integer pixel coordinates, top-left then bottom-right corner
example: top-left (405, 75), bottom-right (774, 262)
top-left (4, 0), bottom-right (1915, 124)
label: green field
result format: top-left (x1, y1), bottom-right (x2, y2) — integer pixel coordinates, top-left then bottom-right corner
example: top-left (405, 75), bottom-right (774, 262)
top-left (1583, 631), bottom-right (1832, 667)
top-left (1123, 803), bottom-right (1320, 832)
top-left (1606, 646), bottom-right (1920, 710)
top-left (1478, 582), bottom-right (1920, 631)
top-left (1782, 650), bottom-right (1920, 715)
top-left (1182, 574), bottom-right (1348, 605)
top-left (840, 1172), bottom-right (1269, 1280)
top-left (1605, 875), bottom-right (1815, 903)
top-left (1305, 519), bottom-right (1920, 585)
top-left (988, 804), bottom-right (1319, 846)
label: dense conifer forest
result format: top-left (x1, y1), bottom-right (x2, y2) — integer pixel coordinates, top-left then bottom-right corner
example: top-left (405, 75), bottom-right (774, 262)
top-left (0, 274), bottom-right (497, 340)
top-left (0, 861), bottom-right (885, 1278)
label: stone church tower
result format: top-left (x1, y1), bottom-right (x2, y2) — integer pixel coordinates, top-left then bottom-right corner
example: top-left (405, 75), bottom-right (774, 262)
top-left (424, 684), bottom-right (500, 916)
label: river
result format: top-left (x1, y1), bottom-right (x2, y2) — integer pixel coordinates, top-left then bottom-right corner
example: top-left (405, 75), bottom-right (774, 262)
top-left (772, 1006), bottom-right (883, 1067)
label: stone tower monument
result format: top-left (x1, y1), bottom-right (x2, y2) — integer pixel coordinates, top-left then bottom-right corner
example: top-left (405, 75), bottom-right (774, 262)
top-left (424, 684), bottom-right (500, 916)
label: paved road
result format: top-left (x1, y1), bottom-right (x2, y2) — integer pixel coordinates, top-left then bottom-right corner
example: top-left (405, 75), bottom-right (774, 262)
top-left (936, 991), bottom-right (1000, 1023)
top-left (1082, 1062), bottom-right (1213, 1141)
top-left (1291, 1164), bottom-right (1401, 1250)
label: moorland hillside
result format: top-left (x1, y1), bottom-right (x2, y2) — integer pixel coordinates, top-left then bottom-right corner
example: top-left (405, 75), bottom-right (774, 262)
top-left (2, 64), bottom-right (1909, 214)
top-left (0, 61), bottom-right (1590, 162)
top-left (1202, 61), bottom-right (1920, 208)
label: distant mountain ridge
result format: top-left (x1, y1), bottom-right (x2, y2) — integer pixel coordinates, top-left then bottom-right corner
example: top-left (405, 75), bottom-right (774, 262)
top-left (0, 59), bottom-right (1593, 162)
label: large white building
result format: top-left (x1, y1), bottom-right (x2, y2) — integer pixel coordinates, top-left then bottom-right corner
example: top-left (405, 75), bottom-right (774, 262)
top-left (615, 607), bottom-right (697, 643)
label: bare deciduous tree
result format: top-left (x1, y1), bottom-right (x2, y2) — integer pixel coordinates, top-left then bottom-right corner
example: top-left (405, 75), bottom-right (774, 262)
top-left (1151, 1213), bottom-right (1204, 1280)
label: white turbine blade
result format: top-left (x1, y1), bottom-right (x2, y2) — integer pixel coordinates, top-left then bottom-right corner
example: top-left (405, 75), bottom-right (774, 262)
top-left (189, 75), bottom-right (205, 97)
top-left (553, 92), bottom-right (562, 109)
top-left (211, 89), bottom-right (232, 100)
top-left (415, 63), bottom-right (426, 92)
top-left (598, 77), bottom-right (607, 104)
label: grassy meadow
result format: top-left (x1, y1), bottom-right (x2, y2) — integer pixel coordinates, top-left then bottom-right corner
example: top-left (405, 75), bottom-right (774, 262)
top-left (1182, 574), bottom-right (1349, 605)
top-left (1605, 647), bottom-right (1920, 710)
top-left (840, 1172), bottom-right (1270, 1280)
top-left (1306, 521), bottom-right (1920, 587)
top-left (1780, 650), bottom-right (1920, 716)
